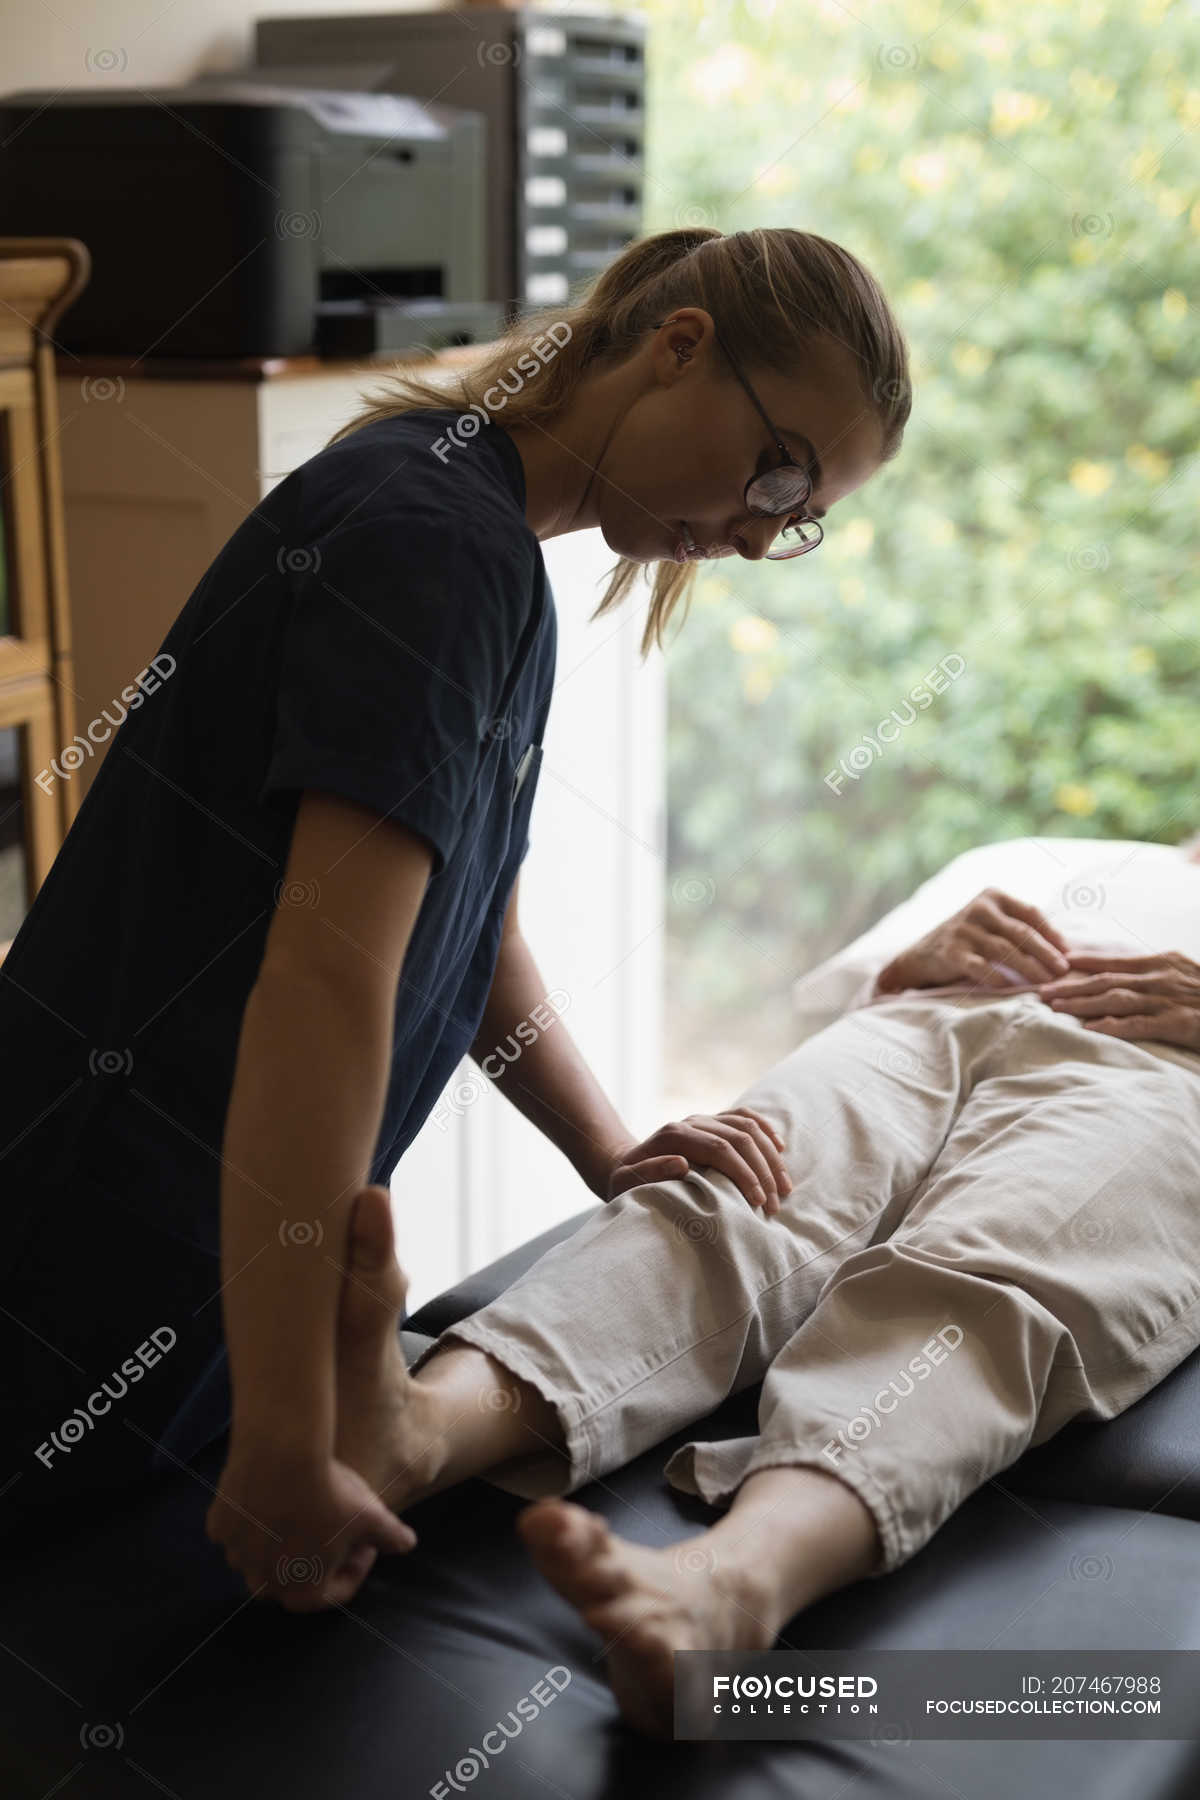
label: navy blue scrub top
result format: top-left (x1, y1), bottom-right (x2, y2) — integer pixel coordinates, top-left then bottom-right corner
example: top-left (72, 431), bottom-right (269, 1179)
top-left (0, 405), bottom-right (557, 1256)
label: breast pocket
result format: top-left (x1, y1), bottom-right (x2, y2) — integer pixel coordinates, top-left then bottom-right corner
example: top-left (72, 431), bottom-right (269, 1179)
top-left (509, 741), bottom-right (544, 852)
top-left (512, 740), bottom-right (541, 803)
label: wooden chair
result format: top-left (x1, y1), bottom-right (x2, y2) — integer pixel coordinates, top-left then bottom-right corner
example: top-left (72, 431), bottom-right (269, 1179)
top-left (0, 236), bottom-right (90, 964)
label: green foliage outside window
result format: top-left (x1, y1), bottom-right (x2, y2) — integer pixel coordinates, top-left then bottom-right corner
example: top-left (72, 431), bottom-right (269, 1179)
top-left (638, 0), bottom-right (1199, 1090)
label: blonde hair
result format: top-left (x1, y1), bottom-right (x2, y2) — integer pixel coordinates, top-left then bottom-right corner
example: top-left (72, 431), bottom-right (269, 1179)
top-left (323, 226), bottom-right (912, 659)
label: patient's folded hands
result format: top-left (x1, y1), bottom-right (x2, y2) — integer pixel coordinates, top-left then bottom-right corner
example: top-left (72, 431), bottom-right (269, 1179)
top-left (1037, 948), bottom-right (1200, 1050)
top-left (874, 886), bottom-right (1073, 998)
top-left (602, 1109), bottom-right (793, 1215)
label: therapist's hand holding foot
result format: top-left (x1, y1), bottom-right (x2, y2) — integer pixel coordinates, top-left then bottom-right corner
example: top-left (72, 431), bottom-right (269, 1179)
top-left (331, 1184), bottom-right (448, 1502)
top-left (204, 1418), bottom-right (417, 1612)
top-left (331, 1186), bottom-right (572, 1517)
top-left (206, 1185), bottom-right (430, 1611)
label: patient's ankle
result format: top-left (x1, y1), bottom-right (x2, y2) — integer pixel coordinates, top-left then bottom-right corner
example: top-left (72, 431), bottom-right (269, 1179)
top-left (414, 1341), bottom-right (568, 1482)
top-left (708, 1464), bottom-right (883, 1627)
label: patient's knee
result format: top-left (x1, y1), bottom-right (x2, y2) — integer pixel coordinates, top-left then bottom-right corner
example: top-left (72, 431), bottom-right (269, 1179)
top-left (611, 1166), bottom-right (774, 1248)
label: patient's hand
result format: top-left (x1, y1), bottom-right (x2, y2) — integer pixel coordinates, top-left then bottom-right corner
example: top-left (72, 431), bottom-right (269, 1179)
top-left (1037, 949), bottom-right (1200, 1050)
top-left (875, 887), bottom-right (1072, 997)
top-left (603, 1110), bottom-right (793, 1215)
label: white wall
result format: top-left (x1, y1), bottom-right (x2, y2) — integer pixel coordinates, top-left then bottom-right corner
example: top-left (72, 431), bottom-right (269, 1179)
top-left (1, 0), bottom-right (619, 89)
top-left (2, 0), bottom-right (440, 91)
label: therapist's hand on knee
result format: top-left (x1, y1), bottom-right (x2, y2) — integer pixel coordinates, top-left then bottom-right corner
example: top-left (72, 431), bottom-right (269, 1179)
top-left (603, 1109), bottom-right (793, 1215)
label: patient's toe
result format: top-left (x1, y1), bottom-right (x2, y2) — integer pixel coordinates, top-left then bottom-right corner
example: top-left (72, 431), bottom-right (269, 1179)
top-left (522, 1507), bottom-right (729, 1739)
top-left (518, 1500), bottom-right (624, 1605)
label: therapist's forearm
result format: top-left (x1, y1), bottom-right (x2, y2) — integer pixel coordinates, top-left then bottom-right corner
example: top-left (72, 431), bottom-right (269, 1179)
top-left (469, 930), bottom-right (633, 1198)
top-left (218, 964), bottom-right (393, 1453)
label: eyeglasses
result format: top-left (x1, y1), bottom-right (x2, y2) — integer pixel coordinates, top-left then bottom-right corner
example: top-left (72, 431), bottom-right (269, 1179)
top-left (652, 318), bottom-right (825, 560)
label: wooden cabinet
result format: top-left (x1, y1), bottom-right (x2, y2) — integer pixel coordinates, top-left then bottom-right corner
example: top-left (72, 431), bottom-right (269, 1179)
top-left (0, 238), bottom-right (90, 964)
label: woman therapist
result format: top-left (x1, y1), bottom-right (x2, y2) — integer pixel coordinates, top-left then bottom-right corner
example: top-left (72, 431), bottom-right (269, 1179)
top-left (0, 225), bottom-right (909, 1604)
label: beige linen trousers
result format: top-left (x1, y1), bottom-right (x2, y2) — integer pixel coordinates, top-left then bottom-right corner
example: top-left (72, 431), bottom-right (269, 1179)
top-left (411, 991), bottom-right (1200, 1576)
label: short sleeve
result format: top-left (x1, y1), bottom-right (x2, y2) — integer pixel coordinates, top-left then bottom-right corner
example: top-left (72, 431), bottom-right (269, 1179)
top-left (258, 517), bottom-right (530, 876)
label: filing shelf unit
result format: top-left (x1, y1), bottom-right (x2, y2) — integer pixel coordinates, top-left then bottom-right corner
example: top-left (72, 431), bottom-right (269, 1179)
top-left (256, 6), bottom-right (647, 318)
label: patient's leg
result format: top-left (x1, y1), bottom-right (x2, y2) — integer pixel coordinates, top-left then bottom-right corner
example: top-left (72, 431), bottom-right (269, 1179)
top-left (331, 995), bottom-right (1008, 1736)
top-left (334, 1184), bottom-right (880, 1741)
top-left (340, 993), bottom-right (1015, 1508)
top-left (512, 1013), bottom-right (1200, 1737)
top-left (331, 1185), bottom-right (569, 1506)
top-left (334, 1000), bottom-right (1200, 1738)
top-left (664, 1004), bottom-right (1200, 1579)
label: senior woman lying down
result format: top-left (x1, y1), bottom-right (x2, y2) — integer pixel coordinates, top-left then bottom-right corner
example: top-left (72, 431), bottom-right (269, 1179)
top-left (214, 834), bottom-right (1200, 1739)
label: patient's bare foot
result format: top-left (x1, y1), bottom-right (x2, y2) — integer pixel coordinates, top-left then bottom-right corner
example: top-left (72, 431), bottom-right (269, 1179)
top-left (517, 1498), bottom-right (777, 1739)
top-left (333, 1186), bottom-right (445, 1511)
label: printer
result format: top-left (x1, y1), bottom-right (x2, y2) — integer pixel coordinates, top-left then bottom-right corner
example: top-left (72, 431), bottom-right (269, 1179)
top-left (0, 79), bottom-right (503, 358)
